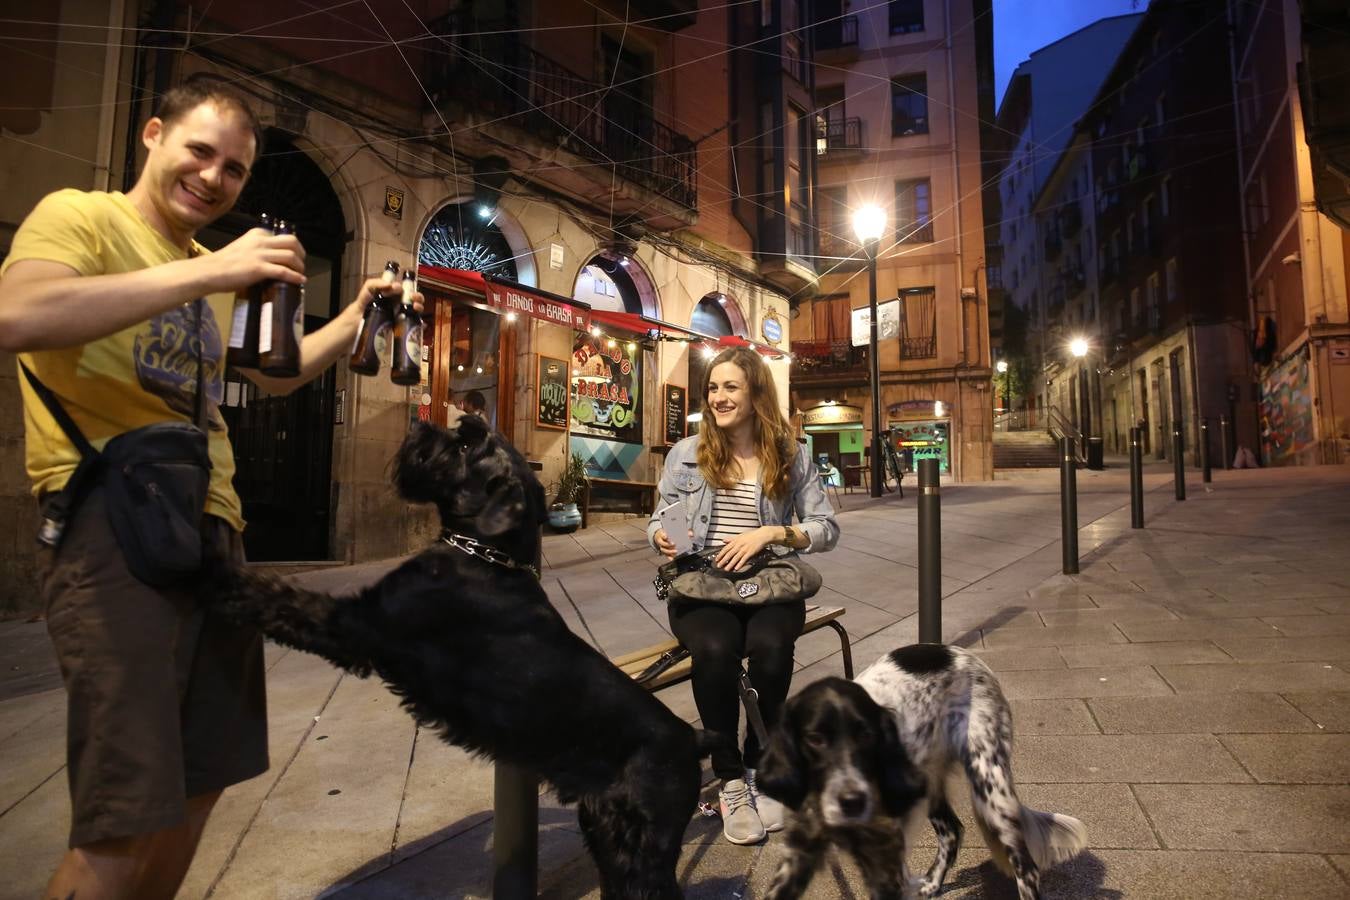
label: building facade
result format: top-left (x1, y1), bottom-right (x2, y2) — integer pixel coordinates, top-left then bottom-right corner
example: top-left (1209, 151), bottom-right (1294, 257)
top-left (1231, 0), bottom-right (1350, 465)
top-left (0, 0), bottom-right (810, 611)
top-left (790, 0), bottom-right (995, 483)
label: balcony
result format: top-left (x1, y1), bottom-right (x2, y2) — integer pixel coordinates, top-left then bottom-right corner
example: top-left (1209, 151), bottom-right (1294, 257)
top-left (900, 336), bottom-right (937, 359)
top-left (815, 231), bottom-right (867, 270)
top-left (817, 117), bottom-right (864, 156)
top-left (762, 218), bottom-right (820, 295)
top-left (425, 14), bottom-right (697, 226)
top-left (629, 0), bottom-right (697, 31)
top-left (791, 339), bottom-right (866, 378)
top-left (815, 16), bottom-right (859, 57)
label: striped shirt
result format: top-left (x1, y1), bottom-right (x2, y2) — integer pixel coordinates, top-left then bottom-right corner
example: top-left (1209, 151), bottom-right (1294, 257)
top-left (706, 480), bottom-right (762, 547)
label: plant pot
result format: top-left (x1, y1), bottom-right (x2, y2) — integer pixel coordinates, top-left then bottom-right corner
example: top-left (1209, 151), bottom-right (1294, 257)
top-left (548, 502), bottom-right (582, 533)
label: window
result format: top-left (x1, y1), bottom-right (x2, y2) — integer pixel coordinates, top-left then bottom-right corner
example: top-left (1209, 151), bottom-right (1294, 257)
top-left (1165, 257), bottom-right (1178, 302)
top-left (895, 178), bottom-right (933, 243)
top-left (1126, 214), bottom-right (1136, 252)
top-left (889, 0), bottom-right (925, 34)
top-left (818, 186), bottom-right (849, 255)
top-left (897, 286), bottom-right (937, 358)
top-left (1161, 176), bottom-right (1171, 216)
top-left (891, 74), bottom-right (929, 136)
top-left (1147, 271), bottom-right (1161, 312)
top-left (1129, 287), bottom-right (1141, 325)
top-left (1155, 93), bottom-right (1167, 128)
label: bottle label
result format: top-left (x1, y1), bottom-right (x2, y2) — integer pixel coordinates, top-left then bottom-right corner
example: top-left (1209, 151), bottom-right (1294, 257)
top-left (259, 302), bottom-right (274, 353)
top-left (373, 321), bottom-right (392, 360)
top-left (405, 324), bottom-right (423, 366)
top-left (228, 298), bottom-right (250, 349)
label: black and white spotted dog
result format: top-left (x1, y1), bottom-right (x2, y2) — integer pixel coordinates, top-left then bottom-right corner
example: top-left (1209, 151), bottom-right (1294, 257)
top-left (757, 644), bottom-right (1087, 900)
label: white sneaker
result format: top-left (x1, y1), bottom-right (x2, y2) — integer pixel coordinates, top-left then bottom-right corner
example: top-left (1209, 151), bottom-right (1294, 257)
top-left (746, 768), bottom-right (785, 833)
top-left (718, 778), bottom-right (766, 845)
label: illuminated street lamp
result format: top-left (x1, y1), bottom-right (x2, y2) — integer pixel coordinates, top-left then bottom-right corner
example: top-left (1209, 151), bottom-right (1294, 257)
top-left (996, 359), bottom-right (1009, 417)
top-left (1068, 336), bottom-right (1091, 458)
top-left (853, 204), bottom-right (886, 498)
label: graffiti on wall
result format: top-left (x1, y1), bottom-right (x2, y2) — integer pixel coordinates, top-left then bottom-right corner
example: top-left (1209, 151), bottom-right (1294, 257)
top-left (1259, 351), bottom-right (1315, 465)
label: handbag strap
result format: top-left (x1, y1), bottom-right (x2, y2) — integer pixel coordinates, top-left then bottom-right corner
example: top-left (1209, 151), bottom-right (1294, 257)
top-left (19, 361), bottom-right (97, 459)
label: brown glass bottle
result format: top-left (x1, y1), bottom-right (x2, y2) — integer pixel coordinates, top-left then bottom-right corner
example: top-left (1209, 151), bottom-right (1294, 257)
top-left (257, 220), bottom-right (304, 377)
top-left (390, 271), bottom-right (422, 386)
top-left (225, 212), bottom-right (271, 369)
top-left (349, 260), bottom-right (400, 375)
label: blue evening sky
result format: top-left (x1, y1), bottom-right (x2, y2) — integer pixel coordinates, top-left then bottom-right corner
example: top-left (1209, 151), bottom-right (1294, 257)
top-left (994, 0), bottom-right (1147, 107)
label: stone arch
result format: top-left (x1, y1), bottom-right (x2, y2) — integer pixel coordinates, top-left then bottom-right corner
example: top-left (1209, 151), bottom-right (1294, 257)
top-left (692, 291), bottom-right (748, 337)
top-left (570, 246), bottom-right (660, 319)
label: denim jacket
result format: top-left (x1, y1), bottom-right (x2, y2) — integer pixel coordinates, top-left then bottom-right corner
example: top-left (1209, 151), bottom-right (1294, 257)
top-left (646, 435), bottom-right (840, 554)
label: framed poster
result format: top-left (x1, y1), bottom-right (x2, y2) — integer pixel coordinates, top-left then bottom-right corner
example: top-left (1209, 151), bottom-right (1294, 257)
top-left (536, 355), bottom-right (569, 430)
top-left (663, 383), bottom-right (687, 445)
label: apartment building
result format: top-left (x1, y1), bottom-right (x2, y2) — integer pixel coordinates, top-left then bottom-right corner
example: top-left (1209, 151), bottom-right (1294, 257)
top-left (791, 0), bottom-right (995, 482)
top-left (0, 0), bottom-right (809, 610)
top-left (1230, 0), bottom-right (1349, 465)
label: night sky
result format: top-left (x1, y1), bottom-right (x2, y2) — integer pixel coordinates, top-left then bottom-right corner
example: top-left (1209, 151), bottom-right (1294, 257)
top-left (995, 0), bottom-right (1147, 107)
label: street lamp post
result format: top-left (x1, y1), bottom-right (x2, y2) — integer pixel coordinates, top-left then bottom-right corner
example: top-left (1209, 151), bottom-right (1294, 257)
top-left (996, 360), bottom-right (1009, 423)
top-left (1069, 336), bottom-right (1092, 462)
top-left (853, 205), bottom-right (886, 498)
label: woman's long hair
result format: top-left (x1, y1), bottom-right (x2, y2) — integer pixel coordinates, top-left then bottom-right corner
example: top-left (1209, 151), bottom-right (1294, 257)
top-left (696, 347), bottom-right (795, 499)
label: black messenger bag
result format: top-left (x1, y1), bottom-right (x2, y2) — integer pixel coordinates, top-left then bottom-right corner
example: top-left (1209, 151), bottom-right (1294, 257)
top-left (23, 300), bottom-right (214, 587)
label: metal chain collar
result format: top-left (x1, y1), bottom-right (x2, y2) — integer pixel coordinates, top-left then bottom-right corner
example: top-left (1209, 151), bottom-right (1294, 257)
top-left (438, 530), bottom-right (540, 580)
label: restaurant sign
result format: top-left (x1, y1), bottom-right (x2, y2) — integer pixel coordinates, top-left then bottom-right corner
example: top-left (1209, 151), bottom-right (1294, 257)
top-left (801, 403), bottom-right (863, 427)
top-left (484, 281), bottom-right (590, 330)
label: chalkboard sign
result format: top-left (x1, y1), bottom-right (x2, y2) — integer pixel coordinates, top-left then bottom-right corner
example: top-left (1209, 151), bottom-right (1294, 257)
top-left (663, 383), bottom-right (687, 445)
top-left (537, 355), bottom-right (568, 430)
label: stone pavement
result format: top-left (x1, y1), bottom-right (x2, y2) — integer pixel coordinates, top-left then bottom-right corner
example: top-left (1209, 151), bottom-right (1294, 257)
top-left (2, 461), bottom-right (1349, 899)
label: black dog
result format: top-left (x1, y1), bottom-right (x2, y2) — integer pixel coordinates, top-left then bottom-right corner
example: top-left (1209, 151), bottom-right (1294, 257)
top-left (208, 416), bottom-right (712, 898)
top-left (757, 646), bottom-right (1086, 900)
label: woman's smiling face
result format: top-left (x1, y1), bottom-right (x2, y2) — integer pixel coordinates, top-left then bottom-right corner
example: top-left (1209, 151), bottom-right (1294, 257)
top-left (707, 361), bottom-right (753, 434)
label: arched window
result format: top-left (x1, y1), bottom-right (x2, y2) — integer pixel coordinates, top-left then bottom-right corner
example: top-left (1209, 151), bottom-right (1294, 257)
top-left (572, 255), bottom-right (645, 314)
top-left (419, 203), bottom-right (518, 280)
top-left (692, 294), bottom-right (735, 336)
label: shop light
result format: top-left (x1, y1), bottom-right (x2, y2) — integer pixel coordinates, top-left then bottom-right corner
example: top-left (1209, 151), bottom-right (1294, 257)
top-left (619, 257), bottom-right (630, 267)
top-left (505, 312), bottom-right (518, 322)
top-left (626, 342), bottom-right (636, 352)
top-left (477, 205), bottom-right (493, 219)
top-left (701, 346), bottom-right (716, 359)
top-left (476, 366), bottom-right (483, 374)
top-left (935, 401), bottom-right (946, 417)
top-left (686, 411), bottom-right (703, 423)
top-left (607, 339), bottom-right (617, 349)
top-left (590, 326), bottom-right (601, 337)
top-left (717, 293), bottom-right (727, 304)
top-left (457, 365), bottom-right (464, 372)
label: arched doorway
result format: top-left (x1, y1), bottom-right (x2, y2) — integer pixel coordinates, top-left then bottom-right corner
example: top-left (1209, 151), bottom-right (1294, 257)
top-left (202, 129), bottom-right (345, 562)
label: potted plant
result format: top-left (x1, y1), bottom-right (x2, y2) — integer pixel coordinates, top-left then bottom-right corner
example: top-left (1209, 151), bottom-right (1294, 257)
top-left (548, 452), bottom-right (587, 532)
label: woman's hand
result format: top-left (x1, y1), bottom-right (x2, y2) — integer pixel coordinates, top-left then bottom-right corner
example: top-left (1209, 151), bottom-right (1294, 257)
top-left (654, 528), bottom-right (693, 560)
top-left (714, 525), bottom-right (777, 572)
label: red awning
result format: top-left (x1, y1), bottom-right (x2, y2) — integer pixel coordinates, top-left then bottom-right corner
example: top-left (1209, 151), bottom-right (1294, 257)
top-left (417, 266), bottom-right (590, 330)
top-left (579, 306), bottom-right (786, 358)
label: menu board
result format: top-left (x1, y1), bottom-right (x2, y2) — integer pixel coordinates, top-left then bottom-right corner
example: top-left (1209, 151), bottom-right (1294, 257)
top-left (663, 383), bottom-right (687, 445)
top-left (537, 355), bottom-right (568, 430)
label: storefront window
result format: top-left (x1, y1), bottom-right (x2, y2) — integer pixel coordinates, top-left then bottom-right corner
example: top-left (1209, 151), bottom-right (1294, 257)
top-left (571, 330), bottom-right (643, 445)
top-left (445, 304), bottom-right (501, 429)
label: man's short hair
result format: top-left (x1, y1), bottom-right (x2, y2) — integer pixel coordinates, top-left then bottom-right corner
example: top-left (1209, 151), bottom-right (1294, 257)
top-left (156, 75), bottom-right (266, 161)
top-left (465, 390), bottom-right (487, 413)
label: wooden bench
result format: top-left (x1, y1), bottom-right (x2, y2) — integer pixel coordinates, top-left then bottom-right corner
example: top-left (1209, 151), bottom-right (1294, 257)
top-left (580, 476), bottom-right (657, 529)
top-left (613, 604), bottom-right (853, 688)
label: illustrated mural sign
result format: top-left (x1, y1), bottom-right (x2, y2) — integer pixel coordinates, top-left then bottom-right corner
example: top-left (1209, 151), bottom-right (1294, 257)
top-left (537, 355), bottom-right (568, 430)
top-left (1259, 352), bottom-right (1314, 465)
top-left (570, 331), bottom-right (642, 444)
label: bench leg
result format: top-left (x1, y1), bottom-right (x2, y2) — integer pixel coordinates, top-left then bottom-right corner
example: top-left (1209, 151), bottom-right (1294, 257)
top-left (492, 763), bottom-right (538, 899)
top-left (825, 620), bottom-right (855, 679)
top-left (737, 669), bottom-right (770, 747)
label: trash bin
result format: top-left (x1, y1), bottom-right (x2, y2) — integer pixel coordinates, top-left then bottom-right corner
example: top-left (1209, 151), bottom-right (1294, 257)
top-left (1087, 436), bottom-right (1104, 470)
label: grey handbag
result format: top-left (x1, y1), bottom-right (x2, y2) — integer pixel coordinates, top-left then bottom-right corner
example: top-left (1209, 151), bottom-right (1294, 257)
top-left (654, 547), bottom-right (822, 606)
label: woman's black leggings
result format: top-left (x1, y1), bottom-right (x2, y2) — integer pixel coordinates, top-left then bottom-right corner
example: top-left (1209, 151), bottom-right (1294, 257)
top-left (669, 599), bottom-right (806, 781)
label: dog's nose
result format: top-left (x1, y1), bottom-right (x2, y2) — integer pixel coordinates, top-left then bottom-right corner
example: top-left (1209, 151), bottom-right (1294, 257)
top-left (838, 789), bottom-right (868, 819)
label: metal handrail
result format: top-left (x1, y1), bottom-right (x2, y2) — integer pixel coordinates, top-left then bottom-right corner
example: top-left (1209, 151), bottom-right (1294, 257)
top-left (1046, 406), bottom-right (1086, 463)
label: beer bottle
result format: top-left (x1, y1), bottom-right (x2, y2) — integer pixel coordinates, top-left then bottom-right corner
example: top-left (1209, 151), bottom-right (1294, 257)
top-left (258, 220), bottom-right (304, 377)
top-left (390, 271), bottom-right (422, 386)
top-left (349, 260), bottom-right (399, 375)
top-left (225, 212), bottom-right (270, 369)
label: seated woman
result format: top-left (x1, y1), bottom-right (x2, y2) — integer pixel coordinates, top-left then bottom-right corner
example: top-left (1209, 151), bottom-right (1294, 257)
top-left (648, 347), bottom-right (839, 845)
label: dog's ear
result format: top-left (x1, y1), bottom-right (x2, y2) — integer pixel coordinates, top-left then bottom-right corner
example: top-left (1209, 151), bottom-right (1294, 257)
top-left (476, 475), bottom-right (526, 536)
top-left (877, 712), bottom-right (925, 816)
top-left (756, 701), bottom-right (807, 811)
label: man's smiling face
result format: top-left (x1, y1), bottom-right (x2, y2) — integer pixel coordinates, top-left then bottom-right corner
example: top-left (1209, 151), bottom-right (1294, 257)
top-left (139, 100), bottom-right (256, 244)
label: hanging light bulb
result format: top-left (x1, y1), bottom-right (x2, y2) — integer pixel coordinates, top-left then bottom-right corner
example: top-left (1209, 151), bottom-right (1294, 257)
top-left (505, 312), bottom-right (518, 323)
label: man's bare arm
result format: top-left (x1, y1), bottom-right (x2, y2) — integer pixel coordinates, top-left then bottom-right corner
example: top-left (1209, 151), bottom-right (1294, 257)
top-left (0, 228), bottom-right (304, 353)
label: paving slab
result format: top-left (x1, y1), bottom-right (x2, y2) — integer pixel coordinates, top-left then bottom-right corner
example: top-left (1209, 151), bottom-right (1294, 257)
top-left (1057, 640), bottom-right (1231, 667)
top-left (994, 665), bottom-right (1174, 700)
top-left (1132, 784), bottom-right (1350, 853)
top-left (1088, 692), bottom-right (1320, 734)
top-left (1218, 734), bottom-right (1350, 783)
top-left (1008, 698), bottom-right (1101, 735)
top-left (1213, 635), bottom-right (1350, 662)
top-left (1118, 617), bottom-right (1284, 642)
top-left (1279, 691), bottom-right (1350, 731)
top-left (1156, 661), bottom-right (1350, 693)
top-left (1012, 734), bottom-right (1251, 783)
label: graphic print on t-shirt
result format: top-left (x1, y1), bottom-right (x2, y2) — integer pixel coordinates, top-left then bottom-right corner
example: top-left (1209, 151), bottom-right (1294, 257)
top-left (133, 300), bottom-right (225, 430)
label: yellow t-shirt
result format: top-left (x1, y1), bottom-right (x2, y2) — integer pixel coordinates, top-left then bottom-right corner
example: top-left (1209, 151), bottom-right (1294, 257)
top-left (1, 189), bottom-right (245, 531)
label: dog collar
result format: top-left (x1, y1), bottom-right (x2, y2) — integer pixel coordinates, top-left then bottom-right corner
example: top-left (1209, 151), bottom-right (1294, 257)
top-left (438, 530), bottom-right (540, 580)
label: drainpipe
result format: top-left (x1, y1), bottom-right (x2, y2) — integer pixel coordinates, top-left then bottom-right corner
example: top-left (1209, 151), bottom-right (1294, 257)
top-left (946, 0), bottom-right (965, 365)
top-left (1225, 1), bottom-right (1257, 451)
top-left (93, 0), bottom-right (127, 191)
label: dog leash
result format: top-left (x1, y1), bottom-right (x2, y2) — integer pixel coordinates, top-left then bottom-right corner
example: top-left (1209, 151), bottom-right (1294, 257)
top-left (438, 530), bottom-right (540, 580)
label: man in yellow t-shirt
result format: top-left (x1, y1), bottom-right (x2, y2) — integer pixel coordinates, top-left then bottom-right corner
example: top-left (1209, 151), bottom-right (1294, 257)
top-left (0, 78), bottom-right (421, 898)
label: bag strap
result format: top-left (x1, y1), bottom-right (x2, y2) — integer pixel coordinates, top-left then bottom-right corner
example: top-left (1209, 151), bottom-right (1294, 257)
top-left (19, 361), bottom-right (97, 459)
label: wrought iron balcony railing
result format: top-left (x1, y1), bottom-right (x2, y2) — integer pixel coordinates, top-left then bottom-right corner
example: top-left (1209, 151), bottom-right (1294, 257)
top-left (815, 15), bottom-right (858, 51)
top-left (425, 14), bottom-right (697, 210)
top-left (791, 339), bottom-right (865, 375)
top-left (817, 116), bottom-right (863, 154)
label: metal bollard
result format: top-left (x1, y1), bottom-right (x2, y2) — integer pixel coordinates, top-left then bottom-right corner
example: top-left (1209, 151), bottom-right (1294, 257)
top-left (493, 764), bottom-right (538, 899)
top-left (1173, 425), bottom-right (1186, 501)
top-left (1219, 415), bottom-right (1232, 470)
top-left (917, 458), bottom-right (942, 643)
top-left (1130, 426), bottom-right (1145, 529)
top-left (1060, 435), bottom-right (1079, 575)
top-left (1200, 419), bottom-right (1212, 483)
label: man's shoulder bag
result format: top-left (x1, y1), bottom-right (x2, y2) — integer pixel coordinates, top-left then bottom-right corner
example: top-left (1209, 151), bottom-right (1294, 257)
top-left (22, 300), bottom-right (214, 587)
